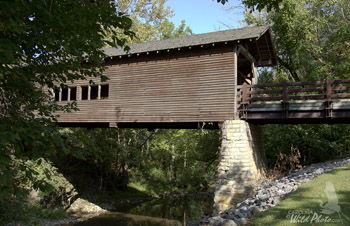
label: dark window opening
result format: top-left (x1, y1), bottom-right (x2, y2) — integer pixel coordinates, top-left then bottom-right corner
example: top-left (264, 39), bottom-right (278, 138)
top-left (70, 87), bottom-right (77, 101)
top-left (81, 86), bottom-right (88, 100)
top-left (61, 88), bottom-right (68, 101)
top-left (54, 89), bottom-right (60, 101)
top-left (90, 86), bottom-right (98, 100)
top-left (101, 84), bottom-right (109, 99)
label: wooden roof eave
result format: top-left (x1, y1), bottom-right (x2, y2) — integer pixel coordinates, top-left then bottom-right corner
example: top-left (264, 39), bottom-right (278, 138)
top-left (106, 41), bottom-right (237, 60)
top-left (255, 28), bottom-right (277, 67)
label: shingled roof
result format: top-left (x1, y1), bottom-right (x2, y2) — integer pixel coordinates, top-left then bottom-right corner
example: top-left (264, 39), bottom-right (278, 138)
top-left (104, 25), bottom-right (270, 56)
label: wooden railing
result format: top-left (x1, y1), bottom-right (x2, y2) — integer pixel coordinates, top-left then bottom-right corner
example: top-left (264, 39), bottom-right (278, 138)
top-left (240, 79), bottom-right (350, 104)
top-left (239, 79), bottom-right (350, 121)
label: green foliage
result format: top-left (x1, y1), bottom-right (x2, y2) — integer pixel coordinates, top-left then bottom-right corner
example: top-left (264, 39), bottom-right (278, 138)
top-left (0, 200), bottom-right (68, 225)
top-left (160, 19), bottom-right (193, 39)
top-left (0, 157), bottom-right (74, 224)
top-left (219, 0), bottom-right (285, 12)
top-left (0, 0), bottom-right (134, 220)
top-left (132, 129), bottom-right (220, 193)
top-left (218, 0), bottom-right (282, 12)
top-left (114, 0), bottom-right (174, 43)
top-left (244, 0), bottom-right (350, 82)
top-left (108, 0), bottom-right (193, 44)
top-left (239, 0), bottom-right (350, 168)
top-left (17, 158), bottom-right (72, 196)
top-left (264, 124), bottom-right (350, 168)
top-left (59, 128), bottom-right (219, 194)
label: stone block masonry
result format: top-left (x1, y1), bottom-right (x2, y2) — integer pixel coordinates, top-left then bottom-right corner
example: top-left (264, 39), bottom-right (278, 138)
top-left (214, 120), bottom-right (266, 213)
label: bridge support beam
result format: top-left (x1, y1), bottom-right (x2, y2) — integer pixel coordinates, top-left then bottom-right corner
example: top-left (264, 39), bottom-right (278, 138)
top-left (214, 120), bottom-right (266, 213)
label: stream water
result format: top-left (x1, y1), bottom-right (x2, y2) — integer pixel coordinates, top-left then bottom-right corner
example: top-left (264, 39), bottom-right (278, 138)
top-left (72, 197), bottom-right (213, 226)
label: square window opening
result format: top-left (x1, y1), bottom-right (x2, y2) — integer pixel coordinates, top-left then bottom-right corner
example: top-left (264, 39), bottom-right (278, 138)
top-left (61, 88), bottom-right (68, 101)
top-left (90, 86), bottom-right (98, 100)
top-left (101, 84), bottom-right (109, 99)
top-left (54, 89), bottom-right (60, 101)
top-left (70, 87), bottom-right (77, 101)
top-left (81, 86), bottom-right (88, 100)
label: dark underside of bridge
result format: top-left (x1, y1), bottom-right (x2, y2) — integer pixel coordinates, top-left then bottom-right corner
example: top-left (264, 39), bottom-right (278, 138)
top-left (57, 122), bottom-right (221, 129)
top-left (56, 111), bottom-right (350, 130)
top-left (242, 111), bottom-right (350, 124)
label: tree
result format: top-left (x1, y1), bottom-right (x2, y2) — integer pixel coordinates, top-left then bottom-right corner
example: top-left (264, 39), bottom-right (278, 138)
top-left (218, 0), bottom-right (282, 12)
top-left (160, 19), bottom-right (193, 39)
top-left (243, 0), bottom-right (350, 82)
top-left (0, 0), bottom-right (133, 207)
top-left (116, 0), bottom-right (174, 42)
top-left (110, 0), bottom-right (193, 44)
top-left (237, 0), bottom-right (350, 167)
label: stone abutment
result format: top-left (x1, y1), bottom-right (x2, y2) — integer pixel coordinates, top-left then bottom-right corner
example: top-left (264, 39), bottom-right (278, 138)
top-left (214, 120), bottom-right (266, 213)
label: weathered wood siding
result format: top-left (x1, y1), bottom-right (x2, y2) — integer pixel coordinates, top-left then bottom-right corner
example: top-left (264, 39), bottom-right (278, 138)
top-left (56, 46), bottom-right (236, 123)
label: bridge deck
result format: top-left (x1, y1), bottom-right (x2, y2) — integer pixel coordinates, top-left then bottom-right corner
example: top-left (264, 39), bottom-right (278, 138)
top-left (239, 79), bottom-right (350, 124)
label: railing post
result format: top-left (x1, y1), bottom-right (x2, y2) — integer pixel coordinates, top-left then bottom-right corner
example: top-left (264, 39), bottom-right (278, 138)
top-left (242, 83), bottom-right (248, 104)
top-left (282, 83), bottom-right (289, 119)
top-left (326, 80), bottom-right (333, 118)
top-left (241, 83), bottom-right (248, 119)
top-left (326, 80), bottom-right (333, 101)
top-left (282, 83), bottom-right (287, 102)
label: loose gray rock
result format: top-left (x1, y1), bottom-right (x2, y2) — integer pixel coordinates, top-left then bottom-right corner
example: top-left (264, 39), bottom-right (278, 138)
top-left (251, 206), bottom-right (262, 214)
top-left (222, 219), bottom-right (237, 226)
top-left (239, 206), bottom-right (248, 212)
top-left (271, 196), bottom-right (280, 205)
top-left (315, 168), bottom-right (324, 175)
top-left (67, 198), bottom-right (107, 221)
top-left (208, 216), bottom-right (225, 226)
top-left (186, 221), bottom-right (201, 226)
top-left (257, 193), bottom-right (269, 201)
top-left (235, 217), bottom-right (247, 226)
top-left (235, 211), bottom-right (248, 219)
top-left (255, 199), bottom-right (261, 206)
top-left (276, 182), bottom-right (284, 189)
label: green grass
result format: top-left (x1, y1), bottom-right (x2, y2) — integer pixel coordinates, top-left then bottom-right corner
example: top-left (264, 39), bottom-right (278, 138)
top-left (249, 165), bottom-right (350, 226)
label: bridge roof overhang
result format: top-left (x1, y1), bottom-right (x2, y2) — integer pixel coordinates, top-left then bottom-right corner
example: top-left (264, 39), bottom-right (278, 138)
top-left (103, 25), bottom-right (277, 67)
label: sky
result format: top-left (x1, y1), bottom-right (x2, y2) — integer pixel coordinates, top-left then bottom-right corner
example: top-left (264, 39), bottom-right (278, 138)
top-left (165, 0), bottom-right (245, 34)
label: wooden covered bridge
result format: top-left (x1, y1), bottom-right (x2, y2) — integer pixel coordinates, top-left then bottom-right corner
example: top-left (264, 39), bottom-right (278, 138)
top-left (55, 25), bottom-right (276, 128)
top-left (52, 25), bottom-right (350, 213)
top-left (54, 25), bottom-right (350, 128)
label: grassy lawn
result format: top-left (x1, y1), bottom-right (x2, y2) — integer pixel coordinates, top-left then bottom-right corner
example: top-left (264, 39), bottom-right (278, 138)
top-left (249, 165), bottom-right (350, 226)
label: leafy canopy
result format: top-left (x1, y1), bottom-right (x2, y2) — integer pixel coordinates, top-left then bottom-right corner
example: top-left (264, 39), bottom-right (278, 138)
top-left (0, 0), bottom-right (133, 203)
top-left (218, 0), bottom-right (282, 12)
top-left (238, 0), bottom-right (350, 167)
top-left (115, 0), bottom-right (173, 42)
top-left (243, 0), bottom-right (350, 82)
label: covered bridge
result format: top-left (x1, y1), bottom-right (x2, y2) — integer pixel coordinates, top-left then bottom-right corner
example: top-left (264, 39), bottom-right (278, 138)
top-left (54, 25), bottom-right (276, 129)
top-left (52, 25), bottom-right (350, 213)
